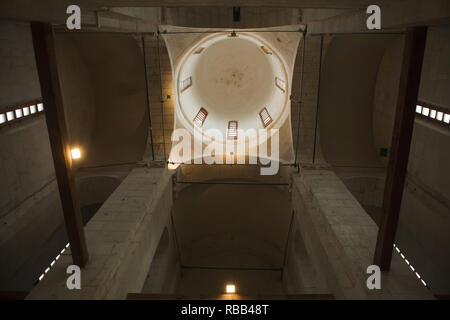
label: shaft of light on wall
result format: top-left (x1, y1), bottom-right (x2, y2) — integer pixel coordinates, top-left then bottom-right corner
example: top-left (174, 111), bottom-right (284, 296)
top-left (168, 162), bottom-right (180, 170)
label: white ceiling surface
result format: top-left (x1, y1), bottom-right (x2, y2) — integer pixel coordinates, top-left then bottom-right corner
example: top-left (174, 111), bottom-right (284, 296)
top-left (180, 35), bottom-right (284, 134)
top-left (162, 25), bottom-right (301, 163)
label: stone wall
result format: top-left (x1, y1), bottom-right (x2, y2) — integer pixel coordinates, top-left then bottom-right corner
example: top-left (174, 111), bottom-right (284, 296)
top-left (0, 21), bottom-right (66, 292)
top-left (397, 121), bottom-right (450, 295)
top-left (419, 25), bottom-right (450, 110)
top-left (318, 35), bottom-right (395, 167)
top-left (27, 167), bottom-right (173, 299)
top-left (292, 169), bottom-right (433, 299)
top-left (55, 34), bottom-right (148, 167)
top-left (141, 226), bottom-right (181, 294)
top-left (359, 25), bottom-right (450, 295)
top-left (163, 7), bottom-right (301, 29)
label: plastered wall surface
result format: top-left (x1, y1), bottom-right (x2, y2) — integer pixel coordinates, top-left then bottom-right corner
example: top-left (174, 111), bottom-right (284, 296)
top-left (0, 21), bottom-right (65, 292)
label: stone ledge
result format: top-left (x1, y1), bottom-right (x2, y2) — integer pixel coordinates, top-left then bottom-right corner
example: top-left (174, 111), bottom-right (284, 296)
top-left (292, 169), bottom-right (433, 299)
top-left (27, 167), bottom-right (174, 300)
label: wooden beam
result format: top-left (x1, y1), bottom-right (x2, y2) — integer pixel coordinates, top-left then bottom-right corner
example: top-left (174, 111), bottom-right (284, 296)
top-left (31, 22), bottom-right (89, 267)
top-left (374, 27), bottom-right (427, 271)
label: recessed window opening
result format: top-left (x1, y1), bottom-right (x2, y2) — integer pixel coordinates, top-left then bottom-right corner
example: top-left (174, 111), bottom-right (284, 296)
top-left (393, 243), bottom-right (427, 287)
top-left (180, 76), bottom-right (192, 93)
top-left (275, 77), bottom-right (286, 92)
top-left (23, 106), bottom-right (30, 116)
top-left (193, 108), bottom-right (208, 127)
top-left (6, 111), bottom-right (14, 121)
top-left (394, 243), bottom-right (427, 287)
top-left (232, 7), bottom-right (241, 22)
top-left (15, 109), bottom-right (23, 118)
top-left (415, 103), bottom-right (450, 127)
top-left (444, 114), bottom-right (450, 124)
top-left (259, 107), bottom-right (273, 128)
top-left (430, 109), bottom-right (436, 119)
top-left (1, 100), bottom-right (44, 129)
top-left (227, 120), bottom-right (238, 140)
top-left (37, 243), bottom-right (70, 283)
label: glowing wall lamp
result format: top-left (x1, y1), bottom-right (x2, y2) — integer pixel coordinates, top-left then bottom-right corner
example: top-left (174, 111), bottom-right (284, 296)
top-left (226, 284), bottom-right (236, 294)
top-left (71, 148), bottom-right (81, 160)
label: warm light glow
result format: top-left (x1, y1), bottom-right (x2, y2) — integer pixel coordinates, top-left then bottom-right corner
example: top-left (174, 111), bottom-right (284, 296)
top-left (168, 163), bottom-right (180, 170)
top-left (71, 148), bottom-right (81, 159)
top-left (226, 284), bottom-right (236, 294)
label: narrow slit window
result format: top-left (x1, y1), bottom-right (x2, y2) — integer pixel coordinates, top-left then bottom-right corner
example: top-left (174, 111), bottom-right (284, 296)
top-left (259, 107), bottom-right (273, 128)
top-left (193, 108), bottom-right (208, 127)
top-left (23, 106), bottom-right (30, 116)
top-left (415, 105), bottom-right (422, 113)
top-left (194, 47), bottom-right (205, 54)
top-left (15, 109), bottom-right (23, 118)
top-left (261, 46), bottom-right (272, 55)
top-left (1, 100), bottom-right (44, 128)
top-left (430, 109), bottom-right (436, 119)
top-left (180, 76), bottom-right (192, 93)
top-left (6, 111), bottom-right (14, 121)
top-left (416, 101), bottom-right (450, 128)
top-left (444, 114), bottom-right (450, 124)
top-left (227, 121), bottom-right (238, 140)
top-left (275, 77), bottom-right (286, 92)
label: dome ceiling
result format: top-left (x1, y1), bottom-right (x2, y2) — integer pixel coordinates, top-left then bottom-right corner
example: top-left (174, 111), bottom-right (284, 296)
top-left (177, 33), bottom-right (289, 140)
top-left (161, 25), bottom-right (301, 164)
top-left (191, 37), bottom-right (275, 121)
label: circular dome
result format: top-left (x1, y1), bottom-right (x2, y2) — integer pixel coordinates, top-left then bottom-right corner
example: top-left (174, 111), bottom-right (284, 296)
top-left (177, 33), bottom-right (288, 142)
top-left (192, 38), bottom-right (275, 117)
